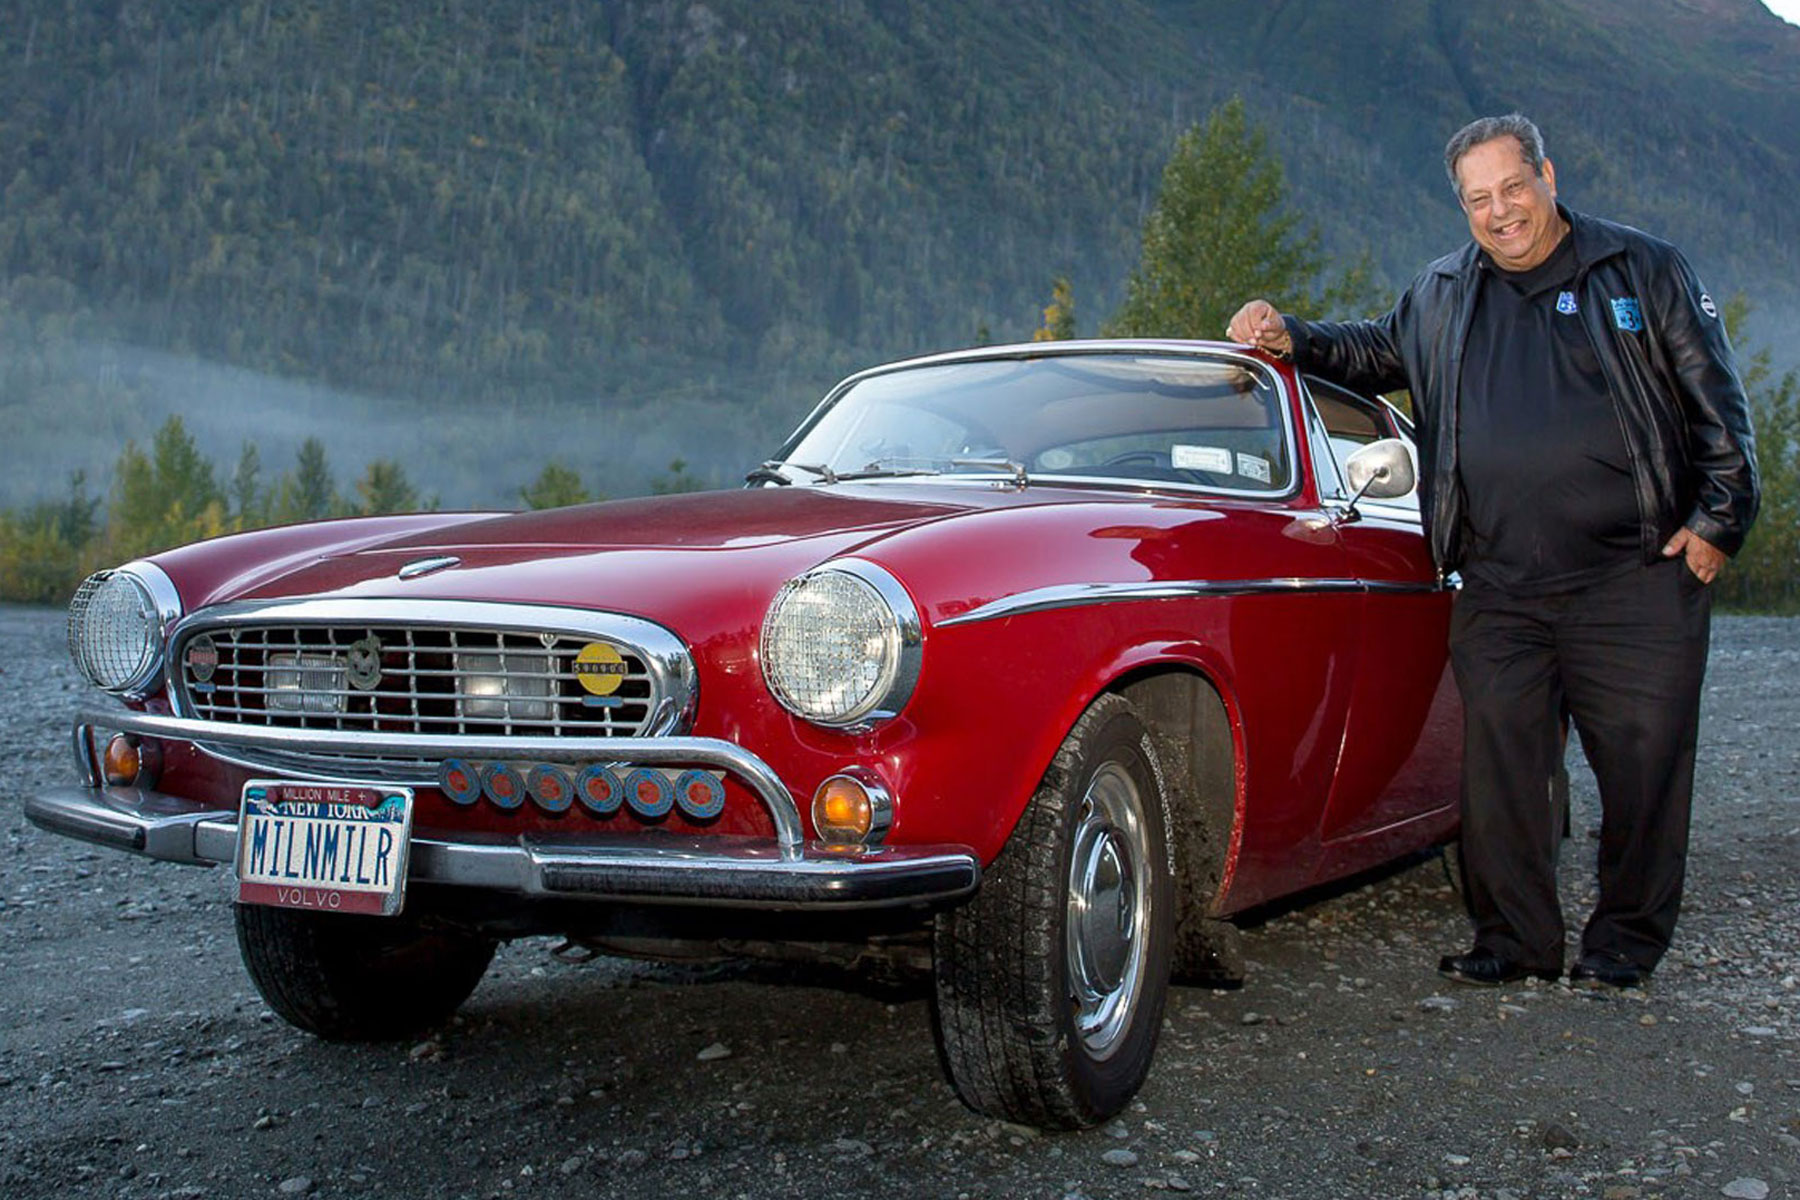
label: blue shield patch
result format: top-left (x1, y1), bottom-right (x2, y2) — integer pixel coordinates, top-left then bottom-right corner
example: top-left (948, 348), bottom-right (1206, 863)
top-left (1555, 291), bottom-right (1578, 315)
top-left (1610, 296), bottom-right (1643, 333)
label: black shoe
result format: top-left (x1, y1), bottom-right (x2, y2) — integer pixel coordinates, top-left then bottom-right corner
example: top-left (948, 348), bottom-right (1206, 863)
top-left (1569, 949), bottom-right (1650, 990)
top-left (1437, 948), bottom-right (1561, 987)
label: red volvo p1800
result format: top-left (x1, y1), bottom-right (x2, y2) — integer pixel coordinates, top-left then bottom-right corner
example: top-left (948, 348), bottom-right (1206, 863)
top-left (32, 340), bottom-right (1458, 1129)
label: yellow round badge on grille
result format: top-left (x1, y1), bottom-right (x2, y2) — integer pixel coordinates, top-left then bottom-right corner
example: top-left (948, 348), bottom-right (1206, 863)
top-left (572, 642), bottom-right (627, 696)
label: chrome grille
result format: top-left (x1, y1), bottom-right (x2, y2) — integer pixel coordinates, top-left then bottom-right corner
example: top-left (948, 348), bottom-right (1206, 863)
top-left (164, 600), bottom-right (695, 784)
top-left (176, 626), bottom-right (652, 736)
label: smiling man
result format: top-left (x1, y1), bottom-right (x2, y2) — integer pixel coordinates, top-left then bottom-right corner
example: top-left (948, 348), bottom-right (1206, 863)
top-left (1227, 113), bottom-right (1759, 991)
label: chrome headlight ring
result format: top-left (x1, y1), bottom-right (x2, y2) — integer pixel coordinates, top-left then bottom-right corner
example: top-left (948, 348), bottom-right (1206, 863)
top-left (67, 562), bottom-right (183, 697)
top-left (760, 560), bottom-right (922, 729)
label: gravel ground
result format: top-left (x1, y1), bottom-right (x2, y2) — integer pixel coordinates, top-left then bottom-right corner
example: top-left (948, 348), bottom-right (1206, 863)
top-left (2, 604), bottom-right (1796, 1200)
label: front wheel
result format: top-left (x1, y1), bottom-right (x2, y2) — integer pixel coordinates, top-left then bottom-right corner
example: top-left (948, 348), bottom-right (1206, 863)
top-left (235, 903), bottom-right (497, 1041)
top-left (932, 693), bottom-right (1175, 1128)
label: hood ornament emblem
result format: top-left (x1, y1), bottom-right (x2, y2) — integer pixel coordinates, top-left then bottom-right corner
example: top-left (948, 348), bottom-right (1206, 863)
top-left (397, 555), bottom-right (460, 580)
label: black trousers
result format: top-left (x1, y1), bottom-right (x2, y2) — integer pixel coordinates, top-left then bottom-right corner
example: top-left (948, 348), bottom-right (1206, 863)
top-left (1448, 558), bottom-right (1712, 973)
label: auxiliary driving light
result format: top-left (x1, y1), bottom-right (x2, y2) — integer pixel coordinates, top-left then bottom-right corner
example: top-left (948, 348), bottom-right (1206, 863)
top-left (575, 764), bottom-right (623, 814)
top-left (674, 769), bottom-right (726, 820)
top-left (527, 764), bottom-right (575, 813)
top-left (456, 652), bottom-right (554, 722)
top-left (624, 767), bottom-right (674, 819)
top-left (481, 762), bottom-right (527, 810)
top-left (439, 758), bottom-right (484, 806)
top-left (811, 771), bottom-right (893, 845)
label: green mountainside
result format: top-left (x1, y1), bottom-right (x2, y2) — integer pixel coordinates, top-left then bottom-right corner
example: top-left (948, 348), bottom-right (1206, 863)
top-left (2, 0), bottom-right (1796, 506)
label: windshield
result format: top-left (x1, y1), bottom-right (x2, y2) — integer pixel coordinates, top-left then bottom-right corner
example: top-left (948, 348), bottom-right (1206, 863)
top-left (773, 353), bottom-right (1293, 494)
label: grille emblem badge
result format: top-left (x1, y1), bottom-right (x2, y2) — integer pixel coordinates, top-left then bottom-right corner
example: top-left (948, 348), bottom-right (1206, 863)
top-left (346, 637), bottom-right (383, 691)
top-left (186, 634), bottom-right (219, 683)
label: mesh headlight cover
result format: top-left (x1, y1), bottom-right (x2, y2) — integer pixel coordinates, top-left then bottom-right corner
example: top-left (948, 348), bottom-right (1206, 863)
top-left (68, 569), bottom-right (168, 694)
top-left (761, 565), bottom-right (919, 726)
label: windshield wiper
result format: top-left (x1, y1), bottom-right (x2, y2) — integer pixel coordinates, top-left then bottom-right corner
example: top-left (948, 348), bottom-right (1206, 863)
top-left (744, 462), bottom-right (791, 486)
top-left (747, 460), bottom-right (838, 485)
top-left (951, 457), bottom-right (1031, 488)
top-left (835, 465), bottom-right (943, 481)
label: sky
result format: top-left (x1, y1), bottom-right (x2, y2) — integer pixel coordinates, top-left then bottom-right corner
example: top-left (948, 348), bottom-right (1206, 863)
top-left (1767, 0), bottom-right (1800, 23)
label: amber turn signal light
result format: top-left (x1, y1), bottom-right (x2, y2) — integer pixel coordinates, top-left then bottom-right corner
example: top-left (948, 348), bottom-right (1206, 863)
top-left (813, 777), bottom-right (870, 842)
top-left (810, 771), bottom-right (893, 846)
top-left (103, 734), bottom-right (161, 788)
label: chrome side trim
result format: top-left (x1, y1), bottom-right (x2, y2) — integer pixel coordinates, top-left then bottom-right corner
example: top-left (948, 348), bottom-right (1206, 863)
top-left (937, 576), bottom-right (1444, 627)
top-left (25, 785), bottom-right (980, 910)
top-left (65, 705), bottom-right (805, 859)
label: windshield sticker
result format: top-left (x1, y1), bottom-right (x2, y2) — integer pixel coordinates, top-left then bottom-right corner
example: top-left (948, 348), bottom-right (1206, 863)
top-left (1235, 453), bottom-right (1272, 484)
top-left (1172, 445), bottom-right (1233, 473)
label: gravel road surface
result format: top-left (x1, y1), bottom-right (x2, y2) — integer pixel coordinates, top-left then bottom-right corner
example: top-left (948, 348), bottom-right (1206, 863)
top-left (3, 605), bottom-right (1796, 1200)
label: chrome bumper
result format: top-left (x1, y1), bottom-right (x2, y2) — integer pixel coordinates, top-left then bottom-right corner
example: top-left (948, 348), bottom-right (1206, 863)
top-left (28, 708), bottom-right (981, 911)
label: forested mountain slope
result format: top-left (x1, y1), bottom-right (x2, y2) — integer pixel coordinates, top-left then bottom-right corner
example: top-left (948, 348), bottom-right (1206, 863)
top-left (2, 0), bottom-right (1794, 505)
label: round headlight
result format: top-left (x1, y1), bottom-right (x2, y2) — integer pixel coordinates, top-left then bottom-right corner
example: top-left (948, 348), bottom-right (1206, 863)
top-left (760, 561), bottom-right (922, 727)
top-left (67, 565), bottom-right (179, 695)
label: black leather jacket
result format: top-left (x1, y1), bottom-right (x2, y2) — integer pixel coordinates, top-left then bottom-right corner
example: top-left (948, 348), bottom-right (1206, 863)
top-left (1286, 208), bottom-right (1759, 573)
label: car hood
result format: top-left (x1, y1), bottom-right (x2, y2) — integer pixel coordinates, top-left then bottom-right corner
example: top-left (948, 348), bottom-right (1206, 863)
top-left (181, 488), bottom-right (977, 630)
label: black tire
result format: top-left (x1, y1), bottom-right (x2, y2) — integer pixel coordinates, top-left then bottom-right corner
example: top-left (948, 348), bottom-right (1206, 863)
top-left (235, 903), bottom-right (496, 1041)
top-left (931, 693), bottom-right (1175, 1129)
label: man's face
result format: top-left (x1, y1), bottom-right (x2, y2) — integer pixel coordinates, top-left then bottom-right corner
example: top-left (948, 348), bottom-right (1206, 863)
top-left (1455, 136), bottom-right (1563, 271)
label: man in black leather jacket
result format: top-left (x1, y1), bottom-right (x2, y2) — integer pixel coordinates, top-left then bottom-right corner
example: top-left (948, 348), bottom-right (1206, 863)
top-left (1228, 113), bottom-right (1758, 990)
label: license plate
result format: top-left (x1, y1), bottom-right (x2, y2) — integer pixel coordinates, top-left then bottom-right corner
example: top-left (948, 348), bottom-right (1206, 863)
top-left (236, 780), bottom-right (414, 916)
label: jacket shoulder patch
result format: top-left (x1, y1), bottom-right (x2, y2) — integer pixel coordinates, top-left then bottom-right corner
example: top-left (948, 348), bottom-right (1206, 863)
top-left (1610, 296), bottom-right (1644, 333)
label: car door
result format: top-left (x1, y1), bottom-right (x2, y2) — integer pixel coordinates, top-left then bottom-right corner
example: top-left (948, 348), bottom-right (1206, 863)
top-left (1303, 378), bottom-right (1461, 847)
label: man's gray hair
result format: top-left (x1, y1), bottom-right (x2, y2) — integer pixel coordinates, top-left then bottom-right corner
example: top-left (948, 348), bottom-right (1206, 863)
top-left (1443, 114), bottom-right (1547, 194)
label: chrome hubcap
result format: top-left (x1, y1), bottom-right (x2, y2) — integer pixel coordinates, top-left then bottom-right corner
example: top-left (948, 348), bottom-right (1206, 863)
top-left (1065, 760), bottom-right (1151, 1058)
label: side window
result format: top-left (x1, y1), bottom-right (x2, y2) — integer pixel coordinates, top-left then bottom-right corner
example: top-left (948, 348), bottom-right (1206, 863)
top-left (1304, 376), bottom-right (1419, 508)
top-left (1302, 395), bottom-right (1348, 501)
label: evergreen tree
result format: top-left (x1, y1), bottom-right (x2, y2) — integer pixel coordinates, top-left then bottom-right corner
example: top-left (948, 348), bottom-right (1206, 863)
top-left (354, 459), bottom-right (421, 515)
top-left (1106, 99), bottom-right (1373, 340)
top-left (650, 458), bottom-right (708, 495)
top-left (272, 437), bottom-right (339, 523)
top-left (1714, 297), bottom-right (1799, 612)
top-left (150, 416), bottom-right (222, 518)
top-left (230, 442), bottom-right (264, 528)
top-left (521, 462), bottom-right (592, 509)
top-left (105, 418), bottom-right (227, 558)
top-left (0, 472), bottom-right (103, 603)
top-left (56, 471), bottom-right (100, 549)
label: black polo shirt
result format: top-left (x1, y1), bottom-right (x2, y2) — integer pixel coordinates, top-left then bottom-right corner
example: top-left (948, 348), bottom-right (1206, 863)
top-left (1456, 230), bottom-right (1641, 594)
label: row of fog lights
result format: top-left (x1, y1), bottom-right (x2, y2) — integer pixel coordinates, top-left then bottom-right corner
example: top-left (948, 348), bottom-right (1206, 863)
top-left (437, 758), bottom-right (726, 821)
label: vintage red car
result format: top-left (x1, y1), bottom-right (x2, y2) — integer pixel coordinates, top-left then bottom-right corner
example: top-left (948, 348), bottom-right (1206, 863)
top-left (32, 340), bottom-right (1458, 1129)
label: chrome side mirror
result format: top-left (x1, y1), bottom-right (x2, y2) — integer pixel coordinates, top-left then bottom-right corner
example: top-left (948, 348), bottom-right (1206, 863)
top-left (1345, 438), bottom-right (1416, 502)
